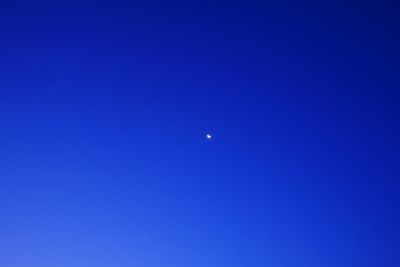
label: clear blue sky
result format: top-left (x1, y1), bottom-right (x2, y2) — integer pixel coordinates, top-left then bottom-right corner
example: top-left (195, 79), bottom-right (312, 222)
top-left (1, 1), bottom-right (399, 266)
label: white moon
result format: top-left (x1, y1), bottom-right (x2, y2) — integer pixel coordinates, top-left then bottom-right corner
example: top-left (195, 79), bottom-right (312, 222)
top-left (206, 133), bottom-right (212, 139)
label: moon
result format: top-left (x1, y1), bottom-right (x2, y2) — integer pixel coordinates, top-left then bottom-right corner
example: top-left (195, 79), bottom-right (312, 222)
top-left (206, 133), bottom-right (212, 139)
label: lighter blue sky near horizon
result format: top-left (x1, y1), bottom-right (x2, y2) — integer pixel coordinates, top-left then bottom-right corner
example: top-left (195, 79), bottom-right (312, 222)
top-left (1, 1), bottom-right (400, 266)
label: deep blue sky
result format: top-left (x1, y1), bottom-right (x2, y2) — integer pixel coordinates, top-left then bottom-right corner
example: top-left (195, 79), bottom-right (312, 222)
top-left (1, 1), bottom-right (399, 266)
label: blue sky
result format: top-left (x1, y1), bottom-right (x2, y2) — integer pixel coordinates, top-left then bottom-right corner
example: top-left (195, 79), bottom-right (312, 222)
top-left (1, 1), bottom-right (399, 266)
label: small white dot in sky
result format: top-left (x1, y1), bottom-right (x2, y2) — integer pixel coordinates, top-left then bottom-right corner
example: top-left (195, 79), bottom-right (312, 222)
top-left (206, 133), bottom-right (212, 140)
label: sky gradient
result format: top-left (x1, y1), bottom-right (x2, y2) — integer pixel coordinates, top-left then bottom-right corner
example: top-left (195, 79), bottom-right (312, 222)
top-left (1, 1), bottom-right (400, 266)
